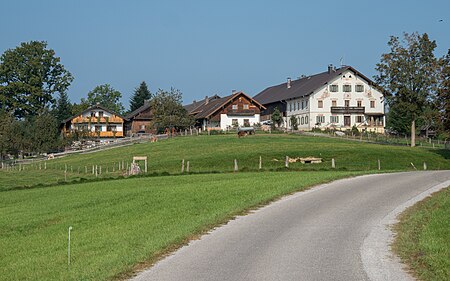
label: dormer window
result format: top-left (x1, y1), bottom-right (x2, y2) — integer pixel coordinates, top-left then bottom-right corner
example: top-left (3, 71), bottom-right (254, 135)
top-left (232, 104), bottom-right (238, 110)
top-left (98, 111), bottom-right (104, 117)
top-left (243, 104), bottom-right (249, 110)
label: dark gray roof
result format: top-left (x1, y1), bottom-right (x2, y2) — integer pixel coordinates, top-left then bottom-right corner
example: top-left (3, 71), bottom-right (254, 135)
top-left (189, 92), bottom-right (265, 119)
top-left (253, 66), bottom-right (378, 105)
top-left (125, 101), bottom-right (151, 119)
top-left (184, 94), bottom-right (221, 114)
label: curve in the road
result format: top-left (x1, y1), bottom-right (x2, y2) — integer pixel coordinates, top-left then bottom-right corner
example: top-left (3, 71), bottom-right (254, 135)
top-left (130, 171), bottom-right (450, 281)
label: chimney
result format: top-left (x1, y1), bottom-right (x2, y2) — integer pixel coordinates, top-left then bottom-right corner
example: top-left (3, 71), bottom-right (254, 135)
top-left (328, 64), bottom-right (334, 74)
top-left (287, 77), bottom-right (291, 89)
top-left (232, 89), bottom-right (237, 94)
top-left (205, 95), bottom-right (209, 105)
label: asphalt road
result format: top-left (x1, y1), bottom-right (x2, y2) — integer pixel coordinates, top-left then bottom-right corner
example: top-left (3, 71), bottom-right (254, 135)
top-left (131, 171), bottom-right (450, 281)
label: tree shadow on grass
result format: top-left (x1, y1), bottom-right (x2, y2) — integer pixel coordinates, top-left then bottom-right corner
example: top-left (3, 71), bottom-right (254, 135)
top-left (432, 149), bottom-right (450, 160)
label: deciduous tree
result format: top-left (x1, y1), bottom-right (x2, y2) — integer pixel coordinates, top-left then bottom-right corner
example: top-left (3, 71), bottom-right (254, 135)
top-left (83, 84), bottom-right (124, 114)
top-left (0, 41), bottom-right (73, 119)
top-left (375, 32), bottom-right (438, 147)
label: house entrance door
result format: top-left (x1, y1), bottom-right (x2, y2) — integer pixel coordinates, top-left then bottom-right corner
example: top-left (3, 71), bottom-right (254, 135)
top-left (344, 116), bottom-right (351, 127)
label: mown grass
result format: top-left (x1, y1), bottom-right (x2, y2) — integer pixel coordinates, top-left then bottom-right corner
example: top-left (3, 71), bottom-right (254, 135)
top-left (1, 134), bottom-right (449, 191)
top-left (0, 171), bottom-right (365, 281)
top-left (393, 187), bottom-right (450, 281)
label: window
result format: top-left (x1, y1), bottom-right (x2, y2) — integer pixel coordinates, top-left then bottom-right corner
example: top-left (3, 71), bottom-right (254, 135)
top-left (94, 125), bottom-right (102, 132)
top-left (330, 116), bottom-right (339, 123)
top-left (370, 100), bottom-right (375, 108)
top-left (356, 116), bottom-right (364, 123)
top-left (140, 125), bottom-right (145, 130)
top-left (107, 125), bottom-right (117, 132)
top-left (356, 85), bottom-right (364, 92)
top-left (357, 100), bottom-right (362, 107)
top-left (289, 103), bottom-right (292, 111)
top-left (343, 85), bottom-right (352, 92)
top-left (301, 116), bottom-right (304, 125)
top-left (345, 100), bottom-right (350, 107)
top-left (316, 115), bottom-right (325, 124)
top-left (243, 104), bottom-right (249, 110)
top-left (301, 101), bottom-right (304, 110)
top-left (98, 111), bottom-right (104, 118)
top-left (232, 119), bottom-right (238, 126)
top-left (243, 119), bottom-right (250, 127)
top-left (305, 100), bottom-right (308, 108)
top-left (305, 116), bottom-right (308, 124)
top-left (330, 85), bottom-right (338, 92)
top-left (318, 100), bottom-right (323, 108)
top-left (332, 100), bottom-right (337, 107)
top-left (90, 112), bottom-right (95, 117)
top-left (232, 104), bottom-right (238, 110)
top-left (298, 102), bottom-right (300, 110)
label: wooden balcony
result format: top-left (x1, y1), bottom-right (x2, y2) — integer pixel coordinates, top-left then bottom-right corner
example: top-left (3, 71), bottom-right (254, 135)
top-left (226, 109), bottom-right (256, 116)
top-left (71, 116), bottom-right (124, 124)
top-left (330, 107), bottom-right (365, 114)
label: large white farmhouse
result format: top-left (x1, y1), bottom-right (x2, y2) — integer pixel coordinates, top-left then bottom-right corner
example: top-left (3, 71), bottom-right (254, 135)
top-left (254, 65), bottom-right (385, 133)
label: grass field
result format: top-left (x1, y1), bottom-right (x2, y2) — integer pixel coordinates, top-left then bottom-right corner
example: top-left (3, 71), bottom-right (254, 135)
top-left (1, 134), bottom-right (449, 191)
top-left (393, 187), bottom-right (450, 281)
top-left (0, 171), bottom-right (364, 281)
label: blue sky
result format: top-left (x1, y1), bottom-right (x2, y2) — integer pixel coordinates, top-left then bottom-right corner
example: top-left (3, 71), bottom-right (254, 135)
top-left (1, 0), bottom-right (449, 109)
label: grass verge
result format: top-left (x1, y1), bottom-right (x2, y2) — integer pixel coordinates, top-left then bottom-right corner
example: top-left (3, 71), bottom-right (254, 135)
top-left (0, 171), bottom-right (364, 281)
top-left (393, 187), bottom-right (450, 281)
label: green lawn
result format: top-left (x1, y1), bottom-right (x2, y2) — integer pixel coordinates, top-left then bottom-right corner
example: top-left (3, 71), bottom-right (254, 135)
top-left (1, 134), bottom-right (449, 191)
top-left (393, 187), bottom-right (450, 281)
top-left (0, 171), bottom-right (363, 281)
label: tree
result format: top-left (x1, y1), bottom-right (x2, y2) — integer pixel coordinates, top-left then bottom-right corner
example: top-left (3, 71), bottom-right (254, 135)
top-left (151, 88), bottom-right (194, 132)
top-left (271, 107), bottom-right (283, 129)
top-left (53, 92), bottom-right (73, 122)
top-left (0, 110), bottom-right (14, 159)
top-left (129, 81), bottom-right (152, 112)
top-left (83, 84), bottom-right (124, 114)
top-left (375, 32), bottom-right (439, 147)
top-left (0, 41), bottom-right (73, 119)
top-left (290, 115), bottom-right (298, 130)
top-left (437, 50), bottom-right (450, 137)
top-left (30, 110), bottom-right (61, 153)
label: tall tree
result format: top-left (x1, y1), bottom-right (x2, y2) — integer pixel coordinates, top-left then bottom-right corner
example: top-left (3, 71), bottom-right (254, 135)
top-left (53, 92), bottom-right (73, 122)
top-left (0, 41), bottom-right (73, 119)
top-left (375, 32), bottom-right (438, 147)
top-left (437, 50), bottom-right (450, 137)
top-left (83, 84), bottom-right (124, 114)
top-left (30, 110), bottom-right (61, 153)
top-left (151, 88), bottom-right (194, 132)
top-left (271, 107), bottom-right (283, 129)
top-left (129, 81), bottom-right (152, 112)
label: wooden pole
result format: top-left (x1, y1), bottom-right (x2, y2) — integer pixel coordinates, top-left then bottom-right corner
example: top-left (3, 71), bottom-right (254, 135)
top-left (259, 156), bottom-right (262, 170)
top-left (285, 156), bottom-right (289, 168)
top-left (186, 161), bottom-right (190, 173)
top-left (332, 158), bottom-right (335, 168)
top-left (423, 162), bottom-right (427, 170)
top-left (234, 159), bottom-right (238, 172)
top-left (181, 159), bottom-right (185, 173)
top-left (377, 159), bottom-right (381, 171)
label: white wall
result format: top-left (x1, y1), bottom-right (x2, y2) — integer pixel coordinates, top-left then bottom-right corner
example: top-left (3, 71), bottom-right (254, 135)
top-left (286, 69), bottom-right (384, 131)
top-left (220, 114), bottom-right (260, 130)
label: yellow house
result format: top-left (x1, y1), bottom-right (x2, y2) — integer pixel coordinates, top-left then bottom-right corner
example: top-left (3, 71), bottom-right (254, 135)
top-left (61, 105), bottom-right (126, 138)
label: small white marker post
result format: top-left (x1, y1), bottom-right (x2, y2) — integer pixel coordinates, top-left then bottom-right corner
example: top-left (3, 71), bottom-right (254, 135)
top-left (68, 226), bottom-right (73, 270)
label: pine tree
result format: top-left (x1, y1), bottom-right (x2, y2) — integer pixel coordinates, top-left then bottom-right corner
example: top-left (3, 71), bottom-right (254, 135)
top-left (54, 92), bottom-right (73, 122)
top-left (129, 81), bottom-right (152, 112)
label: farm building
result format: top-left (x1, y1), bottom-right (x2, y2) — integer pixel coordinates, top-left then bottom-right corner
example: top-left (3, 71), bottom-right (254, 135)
top-left (184, 91), bottom-right (266, 131)
top-left (124, 100), bottom-right (154, 135)
top-left (61, 104), bottom-right (126, 139)
top-left (253, 65), bottom-right (385, 133)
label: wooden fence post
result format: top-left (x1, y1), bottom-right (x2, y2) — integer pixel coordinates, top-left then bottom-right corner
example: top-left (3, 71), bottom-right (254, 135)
top-left (234, 159), bottom-right (238, 172)
top-left (378, 159), bottom-right (381, 171)
top-left (186, 161), bottom-right (190, 173)
top-left (259, 156), bottom-right (262, 170)
top-left (423, 162), bottom-right (427, 170)
top-left (181, 159), bottom-right (185, 173)
top-left (332, 158), bottom-right (335, 168)
top-left (285, 156), bottom-right (289, 168)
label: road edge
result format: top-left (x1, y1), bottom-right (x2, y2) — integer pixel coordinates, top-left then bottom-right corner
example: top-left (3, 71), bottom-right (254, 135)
top-left (360, 177), bottom-right (450, 281)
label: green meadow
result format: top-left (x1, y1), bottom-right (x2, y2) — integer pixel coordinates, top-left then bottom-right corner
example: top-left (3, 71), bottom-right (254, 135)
top-left (1, 134), bottom-right (449, 191)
